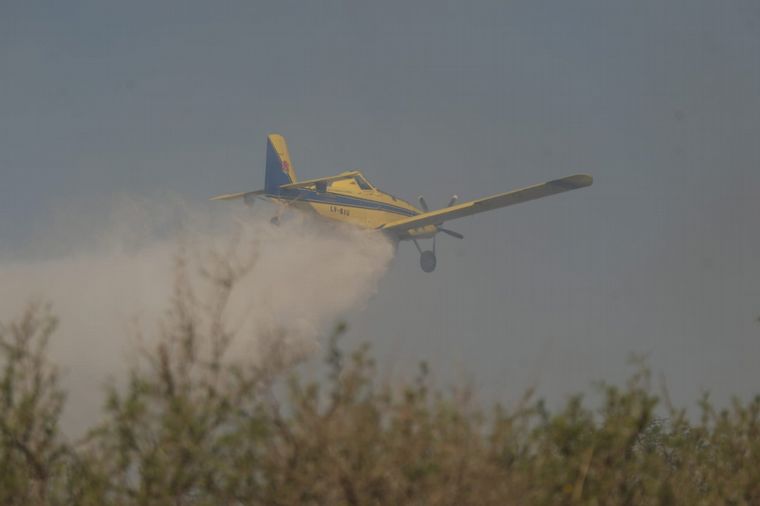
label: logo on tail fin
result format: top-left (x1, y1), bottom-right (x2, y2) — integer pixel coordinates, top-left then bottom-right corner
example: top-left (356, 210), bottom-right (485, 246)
top-left (265, 134), bottom-right (296, 194)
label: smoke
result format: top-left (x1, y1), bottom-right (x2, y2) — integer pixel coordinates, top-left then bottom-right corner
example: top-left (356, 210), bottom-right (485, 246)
top-left (0, 196), bottom-right (395, 435)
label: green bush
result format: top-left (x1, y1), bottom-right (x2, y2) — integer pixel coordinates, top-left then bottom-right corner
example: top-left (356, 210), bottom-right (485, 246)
top-left (2, 275), bottom-right (760, 505)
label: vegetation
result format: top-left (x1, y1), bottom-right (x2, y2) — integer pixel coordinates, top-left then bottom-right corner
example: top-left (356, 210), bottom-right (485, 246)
top-left (2, 268), bottom-right (760, 505)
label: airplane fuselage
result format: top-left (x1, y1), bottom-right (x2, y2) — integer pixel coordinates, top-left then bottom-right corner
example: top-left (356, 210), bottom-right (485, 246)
top-left (270, 175), bottom-right (438, 239)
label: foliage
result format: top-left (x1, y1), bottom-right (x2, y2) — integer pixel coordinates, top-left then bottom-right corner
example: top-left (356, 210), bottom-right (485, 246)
top-left (0, 303), bottom-right (68, 506)
top-left (2, 273), bottom-right (760, 505)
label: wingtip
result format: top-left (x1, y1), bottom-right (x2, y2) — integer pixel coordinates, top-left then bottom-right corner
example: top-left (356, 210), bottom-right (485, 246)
top-left (568, 174), bottom-right (593, 187)
top-left (548, 174), bottom-right (594, 191)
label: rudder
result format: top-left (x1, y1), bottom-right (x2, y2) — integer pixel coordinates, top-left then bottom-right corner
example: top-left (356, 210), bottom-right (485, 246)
top-left (265, 134), bottom-right (296, 194)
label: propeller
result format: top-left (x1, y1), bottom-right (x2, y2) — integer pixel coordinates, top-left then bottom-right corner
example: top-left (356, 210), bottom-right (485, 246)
top-left (441, 195), bottom-right (462, 238)
top-left (419, 194), bottom-right (458, 212)
top-left (439, 227), bottom-right (464, 239)
top-left (418, 194), bottom-right (464, 239)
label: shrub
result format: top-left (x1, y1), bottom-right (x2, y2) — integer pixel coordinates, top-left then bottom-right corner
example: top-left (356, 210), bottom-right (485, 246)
top-left (2, 269), bottom-right (759, 504)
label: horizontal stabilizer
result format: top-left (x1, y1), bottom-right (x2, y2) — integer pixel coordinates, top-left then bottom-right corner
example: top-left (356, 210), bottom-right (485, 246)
top-left (379, 174), bottom-right (593, 235)
top-left (210, 189), bottom-right (266, 201)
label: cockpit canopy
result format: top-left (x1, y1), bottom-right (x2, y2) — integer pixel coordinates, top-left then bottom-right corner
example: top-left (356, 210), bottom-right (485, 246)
top-left (319, 171), bottom-right (374, 193)
top-left (283, 170), bottom-right (383, 196)
top-left (354, 173), bottom-right (373, 190)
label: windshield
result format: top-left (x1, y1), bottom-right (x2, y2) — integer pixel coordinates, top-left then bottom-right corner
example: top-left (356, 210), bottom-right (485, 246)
top-left (355, 176), bottom-right (373, 191)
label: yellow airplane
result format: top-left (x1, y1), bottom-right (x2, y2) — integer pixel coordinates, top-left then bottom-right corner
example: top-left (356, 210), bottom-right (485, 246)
top-left (212, 134), bottom-right (593, 272)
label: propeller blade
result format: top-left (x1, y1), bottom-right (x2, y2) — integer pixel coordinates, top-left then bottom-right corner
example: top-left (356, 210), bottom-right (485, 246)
top-left (439, 227), bottom-right (464, 239)
top-left (418, 195), bottom-right (429, 212)
top-left (447, 194), bottom-right (458, 207)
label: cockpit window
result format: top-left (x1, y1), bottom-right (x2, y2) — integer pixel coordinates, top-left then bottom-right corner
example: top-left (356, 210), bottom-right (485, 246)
top-left (355, 176), bottom-right (372, 191)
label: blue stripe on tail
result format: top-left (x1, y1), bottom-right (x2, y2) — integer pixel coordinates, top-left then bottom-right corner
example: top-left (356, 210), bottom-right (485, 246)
top-left (265, 136), bottom-right (293, 194)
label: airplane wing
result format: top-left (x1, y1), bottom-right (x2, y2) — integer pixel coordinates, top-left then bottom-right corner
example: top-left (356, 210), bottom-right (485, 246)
top-left (279, 171), bottom-right (359, 190)
top-left (379, 174), bottom-right (593, 235)
top-left (210, 189), bottom-right (266, 201)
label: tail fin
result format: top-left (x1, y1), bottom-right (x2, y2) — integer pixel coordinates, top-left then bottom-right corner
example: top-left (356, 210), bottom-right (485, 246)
top-left (265, 134), bottom-right (297, 194)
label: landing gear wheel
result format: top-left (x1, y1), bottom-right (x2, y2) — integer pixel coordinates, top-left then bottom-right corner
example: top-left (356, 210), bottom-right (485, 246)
top-left (270, 216), bottom-right (280, 226)
top-left (420, 250), bottom-right (437, 273)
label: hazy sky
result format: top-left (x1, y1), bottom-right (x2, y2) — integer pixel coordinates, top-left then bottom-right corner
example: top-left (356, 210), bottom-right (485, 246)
top-left (2, 0), bottom-right (760, 411)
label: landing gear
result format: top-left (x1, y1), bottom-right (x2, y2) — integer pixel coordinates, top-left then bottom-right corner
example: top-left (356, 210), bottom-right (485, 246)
top-left (420, 250), bottom-right (437, 273)
top-left (413, 238), bottom-right (437, 273)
